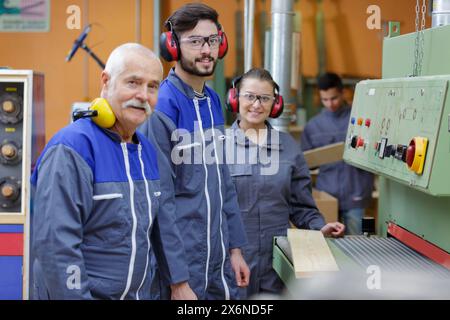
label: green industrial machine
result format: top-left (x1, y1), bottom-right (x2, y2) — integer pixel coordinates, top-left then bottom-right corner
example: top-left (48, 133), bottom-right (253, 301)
top-left (376, 23), bottom-right (450, 254)
top-left (272, 23), bottom-right (450, 299)
top-left (345, 75), bottom-right (450, 252)
top-left (346, 22), bottom-right (450, 255)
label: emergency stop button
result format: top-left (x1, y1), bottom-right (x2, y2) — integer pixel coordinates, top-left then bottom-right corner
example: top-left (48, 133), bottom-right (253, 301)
top-left (406, 137), bottom-right (428, 175)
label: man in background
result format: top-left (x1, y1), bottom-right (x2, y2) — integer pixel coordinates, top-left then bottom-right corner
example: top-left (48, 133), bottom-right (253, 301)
top-left (301, 72), bottom-right (374, 235)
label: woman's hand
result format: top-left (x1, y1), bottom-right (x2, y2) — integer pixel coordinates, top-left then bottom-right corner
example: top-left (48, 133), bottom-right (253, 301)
top-left (320, 222), bottom-right (345, 238)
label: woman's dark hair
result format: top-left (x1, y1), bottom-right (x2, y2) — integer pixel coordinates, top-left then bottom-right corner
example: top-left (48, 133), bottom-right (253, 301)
top-left (237, 68), bottom-right (278, 95)
top-left (165, 3), bottom-right (220, 37)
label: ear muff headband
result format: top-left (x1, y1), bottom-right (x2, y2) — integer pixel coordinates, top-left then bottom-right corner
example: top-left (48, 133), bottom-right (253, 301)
top-left (160, 21), bottom-right (180, 62)
top-left (225, 76), bottom-right (242, 113)
top-left (269, 83), bottom-right (284, 118)
top-left (217, 25), bottom-right (228, 59)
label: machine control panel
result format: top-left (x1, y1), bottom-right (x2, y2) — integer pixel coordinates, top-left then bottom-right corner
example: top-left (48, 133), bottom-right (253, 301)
top-left (0, 81), bottom-right (25, 213)
top-left (344, 76), bottom-right (450, 196)
top-left (0, 70), bottom-right (45, 300)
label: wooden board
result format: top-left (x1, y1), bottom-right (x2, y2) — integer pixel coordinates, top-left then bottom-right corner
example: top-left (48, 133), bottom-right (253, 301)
top-left (287, 229), bottom-right (339, 278)
top-left (303, 142), bottom-right (345, 169)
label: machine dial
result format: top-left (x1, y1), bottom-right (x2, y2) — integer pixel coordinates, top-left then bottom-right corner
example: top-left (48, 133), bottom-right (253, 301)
top-left (0, 177), bottom-right (21, 208)
top-left (0, 93), bottom-right (23, 124)
top-left (0, 141), bottom-right (21, 164)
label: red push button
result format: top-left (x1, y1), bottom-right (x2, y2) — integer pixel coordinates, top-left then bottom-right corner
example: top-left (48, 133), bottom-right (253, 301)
top-left (406, 141), bottom-right (415, 167)
top-left (357, 137), bottom-right (365, 148)
top-left (365, 119), bottom-right (371, 127)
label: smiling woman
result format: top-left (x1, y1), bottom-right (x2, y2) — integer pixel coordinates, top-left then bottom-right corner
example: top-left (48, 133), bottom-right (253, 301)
top-left (226, 68), bottom-right (345, 299)
top-left (238, 78), bottom-right (274, 132)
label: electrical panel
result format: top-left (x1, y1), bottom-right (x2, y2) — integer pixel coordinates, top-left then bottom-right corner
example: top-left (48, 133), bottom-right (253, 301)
top-left (343, 75), bottom-right (450, 196)
top-left (0, 70), bottom-right (45, 299)
top-left (0, 79), bottom-right (26, 212)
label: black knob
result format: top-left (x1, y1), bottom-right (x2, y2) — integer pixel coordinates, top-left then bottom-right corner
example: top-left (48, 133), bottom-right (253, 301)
top-left (383, 145), bottom-right (393, 158)
top-left (394, 144), bottom-right (408, 162)
top-left (390, 145), bottom-right (397, 157)
top-left (350, 136), bottom-right (358, 148)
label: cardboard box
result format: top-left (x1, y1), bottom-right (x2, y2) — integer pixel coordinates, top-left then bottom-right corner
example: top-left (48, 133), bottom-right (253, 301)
top-left (312, 189), bottom-right (338, 223)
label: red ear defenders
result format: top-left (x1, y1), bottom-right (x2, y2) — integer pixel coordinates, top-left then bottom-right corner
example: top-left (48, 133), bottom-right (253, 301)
top-left (160, 21), bottom-right (229, 62)
top-left (226, 76), bottom-right (284, 118)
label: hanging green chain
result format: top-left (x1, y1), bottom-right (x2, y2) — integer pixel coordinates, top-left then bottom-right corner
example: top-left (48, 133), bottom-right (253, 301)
top-left (418, 0), bottom-right (427, 76)
top-left (413, 0), bottom-right (427, 76)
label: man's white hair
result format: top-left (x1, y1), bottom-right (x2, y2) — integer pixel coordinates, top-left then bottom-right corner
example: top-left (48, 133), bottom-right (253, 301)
top-left (104, 43), bottom-right (162, 85)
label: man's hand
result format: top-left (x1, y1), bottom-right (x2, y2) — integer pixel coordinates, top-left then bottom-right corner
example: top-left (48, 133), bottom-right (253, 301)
top-left (230, 248), bottom-right (250, 287)
top-left (320, 222), bottom-right (345, 238)
top-left (170, 281), bottom-right (197, 300)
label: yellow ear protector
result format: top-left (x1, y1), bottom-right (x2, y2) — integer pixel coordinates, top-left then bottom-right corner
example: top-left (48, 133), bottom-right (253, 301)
top-left (89, 98), bottom-right (116, 128)
top-left (72, 98), bottom-right (116, 129)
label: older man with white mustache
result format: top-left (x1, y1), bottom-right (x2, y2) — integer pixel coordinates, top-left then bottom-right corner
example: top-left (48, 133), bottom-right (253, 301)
top-left (30, 43), bottom-right (190, 299)
top-left (122, 98), bottom-right (152, 116)
top-left (99, 44), bottom-right (161, 142)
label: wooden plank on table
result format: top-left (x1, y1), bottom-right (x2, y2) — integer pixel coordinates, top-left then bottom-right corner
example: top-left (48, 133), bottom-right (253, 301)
top-left (303, 142), bottom-right (345, 169)
top-left (287, 229), bottom-right (339, 278)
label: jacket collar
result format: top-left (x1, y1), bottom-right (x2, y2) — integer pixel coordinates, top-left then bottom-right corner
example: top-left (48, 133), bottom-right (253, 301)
top-left (167, 67), bottom-right (208, 99)
top-left (92, 120), bottom-right (140, 145)
top-left (322, 103), bottom-right (351, 118)
top-left (230, 120), bottom-right (282, 150)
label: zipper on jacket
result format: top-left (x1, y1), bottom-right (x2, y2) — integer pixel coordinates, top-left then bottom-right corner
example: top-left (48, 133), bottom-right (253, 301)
top-left (206, 97), bottom-right (230, 300)
top-left (193, 98), bottom-right (213, 295)
top-left (136, 144), bottom-right (153, 300)
top-left (120, 143), bottom-right (138, 300)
